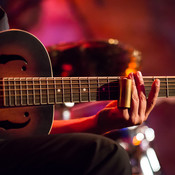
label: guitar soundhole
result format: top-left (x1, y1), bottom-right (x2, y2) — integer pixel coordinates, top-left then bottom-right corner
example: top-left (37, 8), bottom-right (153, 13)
top-left (21, 65), bottom-right (27, 71)
top-left (24, 112), bottom-right (29, 117)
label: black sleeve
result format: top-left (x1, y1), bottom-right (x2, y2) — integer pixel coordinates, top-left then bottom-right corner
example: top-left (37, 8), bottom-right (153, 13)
top-left (0, 7), bottom-right (9, 31)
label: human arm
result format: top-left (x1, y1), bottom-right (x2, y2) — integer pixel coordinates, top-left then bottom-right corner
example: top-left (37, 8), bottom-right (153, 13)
top-left (50, 71), bottom-right (160, 135)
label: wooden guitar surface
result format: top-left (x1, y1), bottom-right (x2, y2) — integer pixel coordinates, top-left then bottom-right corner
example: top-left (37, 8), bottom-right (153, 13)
top-left (0, 30), bottom-right (54, 139)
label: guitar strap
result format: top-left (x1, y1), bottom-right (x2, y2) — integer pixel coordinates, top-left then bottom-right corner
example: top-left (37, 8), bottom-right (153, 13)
top-left (0, 6), bottom-right (9, 31)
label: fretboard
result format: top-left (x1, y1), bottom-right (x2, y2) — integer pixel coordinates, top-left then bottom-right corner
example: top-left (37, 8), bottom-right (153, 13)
top-left (1, 76), bottom-right (175, 107)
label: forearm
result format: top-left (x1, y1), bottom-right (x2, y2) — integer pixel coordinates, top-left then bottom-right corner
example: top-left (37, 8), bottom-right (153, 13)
top-left (50, 115), bottom-right (102, 135)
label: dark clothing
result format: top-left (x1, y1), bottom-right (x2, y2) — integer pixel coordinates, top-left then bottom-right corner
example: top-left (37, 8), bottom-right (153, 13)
top-left (0, 133), bottom-right (131, 175)
top-left (0, 7), bottom-right (9, 31)
top-left (0, 7), bottom-right (131, 175)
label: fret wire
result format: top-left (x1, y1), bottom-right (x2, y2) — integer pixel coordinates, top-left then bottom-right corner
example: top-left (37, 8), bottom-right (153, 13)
top-left (54, 78), bottom-right (57, 103)
top-left (42, 78), bottom-right (47, 104)
top-left (22, 78), bottom-right (27, 105)
top-left (33, 78), bottom-right (35, 105)
top-left (55, 78), bottom-right (61, 104)
top-left (3, 78), bottom-right (8, 106)
top-left (47, 78), bottom-right (49, 104)
top-left (20, 78), bottom-right (22, 105)
top-left (88, 78), bottom-right (91, 102)
top-left (8, 78), bottom-right (11, 106)
top-left (14, 78), bottom-right (17, 106)
top-left (7, 81), bottom-right (11, 106)
top-left (69, 78), bottom-right (73, 102)
top-left (39, 78), bottom-right (42, 104)
top-left (26, 78), bottom-right (29, 105)
top-left (97, 77), bottom-right (100, 101)
top-left (62, 77), bottom-right (65, 103)
top-left (5, 78), bottom-right (9, 106)
top-left (166, 77), bottom-right (169, 97)
top-left (79, 78), bottom-right (82, 102)
top-left (35, 78), bottom-right (40, 105)
top-left (107, 77), bottom-right (110, 100)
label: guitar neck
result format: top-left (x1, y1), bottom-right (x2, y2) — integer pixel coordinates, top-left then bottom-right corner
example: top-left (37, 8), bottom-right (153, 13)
top-left (1, 76), bottom-right (175, 107)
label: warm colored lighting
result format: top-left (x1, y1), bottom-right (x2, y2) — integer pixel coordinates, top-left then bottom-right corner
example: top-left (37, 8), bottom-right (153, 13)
top-left (128, 62), bottom-right (137, 69)
top-left (125, 68), bottom-right (136, 75)
top-left (64, 102), bottom-right (75, 107)
top-left (108, 38), bottom-right (119, 45)
top-left (132, 136), bottom-right (141, 146)
top-left (133, 50), bottom-right (140, 57)
top-left (62, 64), bottom-right (73, 71)
top-left (146, 148), bottom-right (161, 172)
top-left (63, 110), bottom-right (71, 120)
top-left (145, 128), bottom-right (155, 141)
top-left (136, 132), bottom-right (144, 141)
top-left (140, 156), bottom-right (154, 175)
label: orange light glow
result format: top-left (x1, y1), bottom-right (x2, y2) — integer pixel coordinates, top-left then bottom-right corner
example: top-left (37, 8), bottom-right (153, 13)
top-left (125, 68), bottom-right (137, 75)
top-left (132, 136), bottom-right (141, 146)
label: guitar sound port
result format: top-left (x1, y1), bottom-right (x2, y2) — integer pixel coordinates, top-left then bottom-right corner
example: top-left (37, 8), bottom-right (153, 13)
top-left (21, 65), bottom-right (27, 71)
top-left (24, 112), bottom-right (29, 117)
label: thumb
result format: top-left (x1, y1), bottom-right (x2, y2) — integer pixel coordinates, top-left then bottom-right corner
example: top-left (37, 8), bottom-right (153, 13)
top-left (105, 100), bottom-right (118, 108)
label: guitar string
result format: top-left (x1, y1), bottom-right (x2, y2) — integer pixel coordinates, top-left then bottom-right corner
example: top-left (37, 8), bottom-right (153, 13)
top-left (0, 86), bottom-right (171, 98)
top-left (0, 80), bottom-right (173, 91)
top-left (1, 87), bottom-right (171, 106)
top-left (0, 80), bottom-right (172, 93)
top-left (0, 85), bottom-right (172, 93)
top-left (0, 79), bottom-right (175, 84)
top-left (0, 76), bottom-right (175, 83)
top-left (0, 79), bottom-right (173, 88)
top-left (0, 78), bottom-right (173, 99)
top-left (2, 91), bottom-right (170, 106)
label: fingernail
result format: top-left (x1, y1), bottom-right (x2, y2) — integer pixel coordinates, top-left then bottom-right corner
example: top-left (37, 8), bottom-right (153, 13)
top-left (128, 72), bottom-right (134, 79)
top-left (137, 71), bottom-right (142, 77)
top-left (155, 79), bottom-right (160, 86)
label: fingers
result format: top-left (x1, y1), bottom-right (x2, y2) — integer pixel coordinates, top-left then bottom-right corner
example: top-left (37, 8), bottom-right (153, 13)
top-left (134, 71), bottom-right (147, 121)
top-left (146, 79), bottom-right (160, 117)
top-left (105, 100), bottom-right (118, 108)
top-left (103, 72), bottom-right (159, 128)
top-left (128, 71), bottom-right (160, 124)
top-left (128, 72), bottom-right (139, 124)
top-left (127, 71), bottom-right (150, 124)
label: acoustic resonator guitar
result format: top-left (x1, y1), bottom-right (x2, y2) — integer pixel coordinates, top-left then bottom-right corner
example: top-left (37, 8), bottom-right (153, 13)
top-left (0, 29), bottom-right (174, 139)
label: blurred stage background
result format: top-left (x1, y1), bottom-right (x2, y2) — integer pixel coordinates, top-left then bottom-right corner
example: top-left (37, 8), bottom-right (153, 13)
top-left (1, 0), bottom-right (175, 174)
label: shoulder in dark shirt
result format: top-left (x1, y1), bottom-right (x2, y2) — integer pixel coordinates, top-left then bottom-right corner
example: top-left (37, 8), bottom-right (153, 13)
top-left (0, 7), bottom-right (9, 31)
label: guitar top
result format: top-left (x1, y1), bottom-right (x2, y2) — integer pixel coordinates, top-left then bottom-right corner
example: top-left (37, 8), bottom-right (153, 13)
top-left (0, 29), bottom-right (54, 139)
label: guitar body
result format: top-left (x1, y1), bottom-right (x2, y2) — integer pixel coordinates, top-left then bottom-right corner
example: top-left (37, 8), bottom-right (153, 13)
top-left (0, 30), bottom-right (54, 139)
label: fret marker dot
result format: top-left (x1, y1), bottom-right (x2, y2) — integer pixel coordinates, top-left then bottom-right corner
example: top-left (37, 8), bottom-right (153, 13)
top-left (102, 87), bottom-right (105, 91)
top-left (83, 88), bottom-right (86, 92)
top-left (57, 89), bottom-right (61, 92)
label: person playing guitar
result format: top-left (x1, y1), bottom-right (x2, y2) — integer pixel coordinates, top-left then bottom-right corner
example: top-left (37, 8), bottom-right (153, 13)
top-left (0, 7), bottom-right (160, 175)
